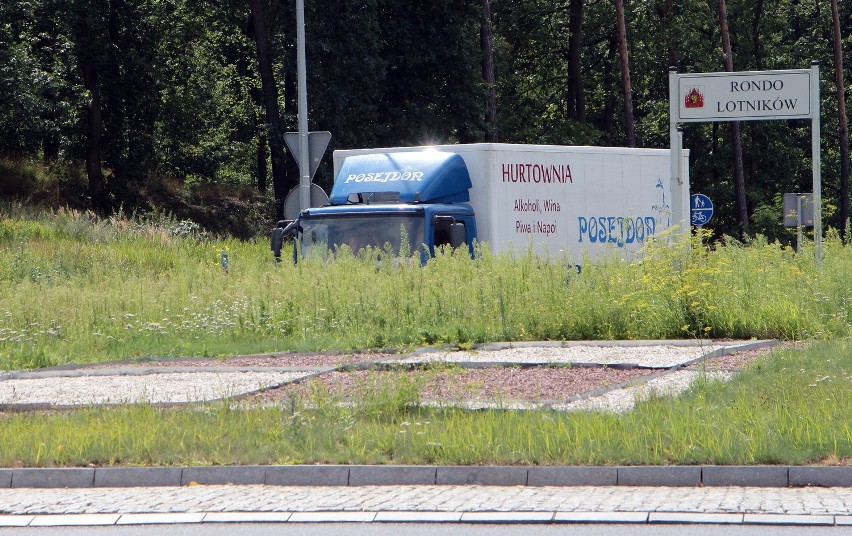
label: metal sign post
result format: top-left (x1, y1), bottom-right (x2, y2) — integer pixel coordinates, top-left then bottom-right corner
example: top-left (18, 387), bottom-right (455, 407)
top-left (810, 62), bottom-right (822, 264)
top-left (670, 64), bottom-right (822, 264)
top-left (784, 192), bottom-right (815, 252)
top-left (296, 0), bottom-right (311, 212)
top-left (668, 68), bottom-right (685, 233)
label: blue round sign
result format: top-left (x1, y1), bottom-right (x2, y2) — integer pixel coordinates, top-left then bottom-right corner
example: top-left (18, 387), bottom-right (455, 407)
top-left (690, 194), bottom-right (714, 226)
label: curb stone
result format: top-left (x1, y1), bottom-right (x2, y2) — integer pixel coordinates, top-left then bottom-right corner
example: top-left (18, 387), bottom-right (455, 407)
top-left (4, 464), bottom-right (849, 489)
top-left (5, 511), bottom-right (850, 527)
top-left (702, 465), bottom-right (789, 487)
top-left (12, 468), bottom-right (94, 488)
top-left (618, 466), bottom-right (702, 487)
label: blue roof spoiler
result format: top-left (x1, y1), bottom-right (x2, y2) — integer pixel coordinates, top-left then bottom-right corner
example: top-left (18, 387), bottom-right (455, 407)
top-left (329, 152), bottom-right (472, 205)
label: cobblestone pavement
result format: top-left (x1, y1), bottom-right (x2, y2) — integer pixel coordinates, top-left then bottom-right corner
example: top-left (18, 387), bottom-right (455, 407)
top-left (0, 484), bottom-right (850, 516)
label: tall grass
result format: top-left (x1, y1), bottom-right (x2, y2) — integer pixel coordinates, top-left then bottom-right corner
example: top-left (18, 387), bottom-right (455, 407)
top-left (0, 341), bottom-right (848, 466)
top-left (1, 206), bottom-right (851, 369)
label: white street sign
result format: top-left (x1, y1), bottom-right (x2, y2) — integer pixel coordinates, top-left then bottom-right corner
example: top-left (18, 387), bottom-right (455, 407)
top-left (669, 64), bottom-right (822, 265)
top-left (677, 69), bottom-right (812, 122)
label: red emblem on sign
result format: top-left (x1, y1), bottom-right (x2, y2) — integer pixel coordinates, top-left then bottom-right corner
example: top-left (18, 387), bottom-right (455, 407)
top-left (684, 87), bottom-right (704, 108)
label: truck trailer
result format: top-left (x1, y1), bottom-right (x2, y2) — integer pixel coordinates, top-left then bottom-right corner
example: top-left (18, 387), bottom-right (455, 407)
top-left (278, 143), bottom-right (690, 265)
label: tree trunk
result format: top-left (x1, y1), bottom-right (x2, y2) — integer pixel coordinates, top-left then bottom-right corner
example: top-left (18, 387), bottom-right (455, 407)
top-left (614, 0), bottom-right (636, 147)
top-left (602, 33), bottom-right (618, 142)
top-left (250, 0), bottom-right (290, 221)
top-left (80, 58), bottom-right (107, 213)
top-left (832, 0), bottom-right (850, 240)
top-left (751, 0), bottom-right (764, 69)
top-left (567, 0), bottom-right (585, 122)
top-left (748, 0), bottom-right (764, 201)
top-left (662, 0), bottom-right (678, 68)
top-left (717, 0), bottom-right (748, 237)
top-left (480, 0), bottom-right (498, 142)
top-left (257, 133), bottom-right (268, 194)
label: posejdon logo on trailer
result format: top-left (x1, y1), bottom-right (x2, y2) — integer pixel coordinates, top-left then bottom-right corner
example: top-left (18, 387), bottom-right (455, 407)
top-left (690, 193), bottom-right (713, 226)
top-left (684, 86), bottom-right (704, 108)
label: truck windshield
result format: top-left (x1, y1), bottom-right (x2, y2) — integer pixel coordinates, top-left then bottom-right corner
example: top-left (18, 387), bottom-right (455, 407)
top-left (299, 215), bottom-right (425, 258)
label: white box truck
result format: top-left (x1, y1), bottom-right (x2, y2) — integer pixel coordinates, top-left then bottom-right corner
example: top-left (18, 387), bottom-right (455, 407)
top-left (278, 143), bottom-right (689, 265)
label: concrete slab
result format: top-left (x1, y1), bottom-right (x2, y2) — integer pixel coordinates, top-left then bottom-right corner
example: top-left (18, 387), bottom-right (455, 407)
top-left (265, 465), bottom-right (349, 486)
top-left (649, 512), bottom-right (744, 524)
top-left (95, 467), bottom-right (182, 487)
top-left (436, 466), bottom-right (528, 486)
top-left (29, 514), bottom-right (120, 526)
top-left (374, 511), bottom-right (463, 522)
top-left (742, 514), bottom-right (835, 525)
top-left (528, 466), bottom-right (616, 486)
top-left (554, 512), bottom-right (649, 523)
top-left (12, 468), bottom-right (94, 488)
top-left (116, 513), bottom-right (206, 525)
top-left (837, 516), bottom-right (852, 526)
top-left (618, 466), bottom-right (701, 487)
top-left (349, 465), bottom-right (437, 486)
top-left (289, 511), bottom-right (376, 522)
top-left (203, 512), bottom-right (292, 523)
top-left (789, 466), bottom-right (852, 487)
top-left (181, 465), bottom-right (266, 486)
top-left (703, 466), bottom-right (788, 487)
top-left (0, 515), bottom-right (34, 527)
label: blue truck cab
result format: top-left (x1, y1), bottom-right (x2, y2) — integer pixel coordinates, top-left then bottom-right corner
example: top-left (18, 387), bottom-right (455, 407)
top-left (283, 151), bottom-right (477, 263)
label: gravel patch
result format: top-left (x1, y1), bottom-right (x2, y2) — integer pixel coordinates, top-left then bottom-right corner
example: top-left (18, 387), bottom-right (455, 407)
top-left (69, 353), bottom-right (394, 371)
top-left (417, 370), bottom-right (733, 413)
top-left (552, 370), bottom-right (734, 413)
top-left (0, 372), bottom-right (308, 406)
top-left (390, 343), bottom-right (743, 368)
top-left (0, 341), bottom-right (780, 411)
top-left (254, 342), bottom-right (780, 412)
top-left (685, 341), bottom-right (796, 371)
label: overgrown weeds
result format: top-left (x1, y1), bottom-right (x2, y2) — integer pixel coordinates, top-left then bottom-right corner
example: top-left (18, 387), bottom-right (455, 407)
top-left (1, 209), bottom-right (852, 369)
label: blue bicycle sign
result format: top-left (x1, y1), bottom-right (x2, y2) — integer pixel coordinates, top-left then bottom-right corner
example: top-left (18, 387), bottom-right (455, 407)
top-left (690, 193), bottom-right (714, 226)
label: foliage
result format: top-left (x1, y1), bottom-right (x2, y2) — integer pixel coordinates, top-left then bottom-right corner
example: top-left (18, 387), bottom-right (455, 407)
top-left (1, 210), bottom-right (851, 370)
top-left (1, 1), bottom-right (849, 237)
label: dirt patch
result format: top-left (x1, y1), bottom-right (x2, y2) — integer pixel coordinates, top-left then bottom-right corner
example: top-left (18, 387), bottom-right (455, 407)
top-left (253, 343), bottom-right (785, 404)
top-left (256, 366), bottom-right (655, 403)
top-left (685, 341), bottom-right (796, 371)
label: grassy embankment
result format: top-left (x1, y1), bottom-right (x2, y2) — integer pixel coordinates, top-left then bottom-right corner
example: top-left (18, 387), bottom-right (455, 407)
top-left (0, 206), bottom-right (850, 466)
top-left (2, 205), bottom-right (850, 369)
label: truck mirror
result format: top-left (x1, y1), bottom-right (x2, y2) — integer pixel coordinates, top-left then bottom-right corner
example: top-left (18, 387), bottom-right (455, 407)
top-left (281, 220), bottom-right (298, 237)
top-left (449, 222), bottom-right (466, 248)
top-left (271, 220), bottom-right (300, 263)
top-left (271, 227), bottom-right (285, 261)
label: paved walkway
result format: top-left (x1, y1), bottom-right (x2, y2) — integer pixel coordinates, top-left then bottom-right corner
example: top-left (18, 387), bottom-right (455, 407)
top-left (0, 484), bottom-right (851, 527)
